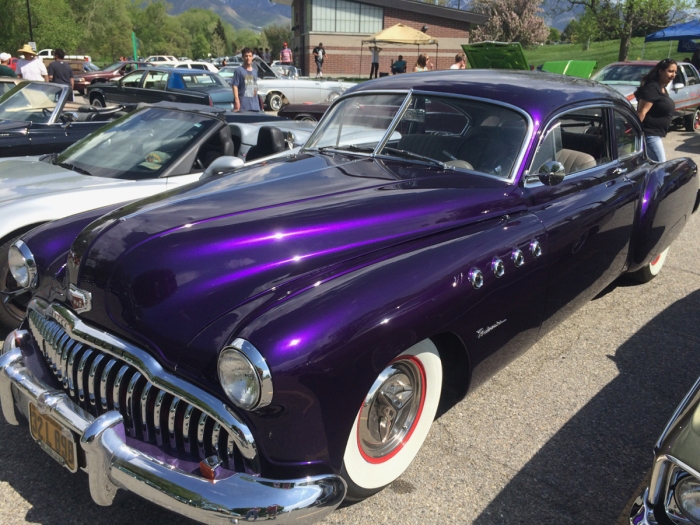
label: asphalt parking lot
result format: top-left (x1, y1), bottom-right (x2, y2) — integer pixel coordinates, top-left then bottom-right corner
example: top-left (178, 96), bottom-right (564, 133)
top-left (0, 132), bottom-right (698, 524)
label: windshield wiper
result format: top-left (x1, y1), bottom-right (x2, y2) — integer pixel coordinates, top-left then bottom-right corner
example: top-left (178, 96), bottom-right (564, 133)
top-left (57, 162), bottom-right (93, 176)
top-left (381, 147), bottom-right (448, 169)
top-left (318, 145), bottom-right (375, 154)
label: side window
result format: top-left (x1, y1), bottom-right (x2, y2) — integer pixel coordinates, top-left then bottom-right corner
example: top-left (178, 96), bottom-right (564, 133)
top-left (192, 64), bottom-right (207, 70)
top-left (613, 109), bottom-right (642, 158)
top-left (530, 107), bottom-right (610, 177)
top-left (120, 71), bottom-right (144, 88)
top-left (144, 71), bottom-right (168, 90)
top-left (683, 65), bottom-right (699, 85)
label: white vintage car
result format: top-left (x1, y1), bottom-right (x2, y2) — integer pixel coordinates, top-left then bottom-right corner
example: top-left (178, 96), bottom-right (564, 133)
top-left (0, 102), bottom-right (313, 329)
top-left (219, 58), bottom-right (355, 111)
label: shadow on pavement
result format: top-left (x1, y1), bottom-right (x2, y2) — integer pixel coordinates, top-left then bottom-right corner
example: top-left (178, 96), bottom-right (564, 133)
top-left (473, 289), bottom-right (700, 524)
top-left (671, 132), bottom-right (700, 155)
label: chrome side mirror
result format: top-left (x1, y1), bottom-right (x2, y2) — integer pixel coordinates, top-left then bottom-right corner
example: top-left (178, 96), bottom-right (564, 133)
top-left (538, 161), bottom-right (566, 186)
top-left (673, 82), bottom-right (685, 90)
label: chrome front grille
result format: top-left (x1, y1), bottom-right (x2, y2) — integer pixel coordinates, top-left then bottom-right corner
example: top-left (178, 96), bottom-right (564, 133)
top-left (28, 309), bottom-right (253, 474)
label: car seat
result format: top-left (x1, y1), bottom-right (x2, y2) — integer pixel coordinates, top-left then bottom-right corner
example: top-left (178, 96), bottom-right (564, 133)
top-left (198, 125), bottom-right (235, 168)
top-left (246, 126), bottom-right (287, 162)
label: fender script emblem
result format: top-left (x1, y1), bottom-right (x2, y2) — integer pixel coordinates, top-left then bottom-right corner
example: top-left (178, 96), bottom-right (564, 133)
top-left (476, 319), bottom-right (506, 339)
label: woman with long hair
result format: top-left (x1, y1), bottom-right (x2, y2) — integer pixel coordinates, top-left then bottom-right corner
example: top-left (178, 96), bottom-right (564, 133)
top-left (413, 54), bottom-right (428, 72)
top-left (635, 58), bottom-right (677, 162)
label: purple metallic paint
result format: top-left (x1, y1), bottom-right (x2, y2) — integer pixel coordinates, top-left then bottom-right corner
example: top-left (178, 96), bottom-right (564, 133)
top-left (17, 72), bottom-right (699, 483)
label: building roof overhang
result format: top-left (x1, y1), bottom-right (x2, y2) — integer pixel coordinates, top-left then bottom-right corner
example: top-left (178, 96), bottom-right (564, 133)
top-left (272, 0), bottom-right (488, 25)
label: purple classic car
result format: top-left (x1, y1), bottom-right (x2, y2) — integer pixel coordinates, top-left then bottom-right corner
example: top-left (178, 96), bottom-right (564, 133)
top-left (1, 70), bottom-right (699, 524)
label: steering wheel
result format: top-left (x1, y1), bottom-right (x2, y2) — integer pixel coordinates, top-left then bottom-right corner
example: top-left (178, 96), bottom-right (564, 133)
top-left (193, 157), bottom-right (205, 171)
top-left (445, 160), bottom-right (473, 170)
top-left (41, 108), bottom-right (52, 117)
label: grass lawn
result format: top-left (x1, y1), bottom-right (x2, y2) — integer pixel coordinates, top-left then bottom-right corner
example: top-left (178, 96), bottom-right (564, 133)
top-left (522, 37), bottom-right (692, 72)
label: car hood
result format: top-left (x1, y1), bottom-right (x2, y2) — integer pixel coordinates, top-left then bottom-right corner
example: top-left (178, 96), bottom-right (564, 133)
top-left (600, 83), bottom-right (637, 98)
top-left (66, 153), bottom-right (523, 364)
top-left (0, 159), bottom-right (126, 204)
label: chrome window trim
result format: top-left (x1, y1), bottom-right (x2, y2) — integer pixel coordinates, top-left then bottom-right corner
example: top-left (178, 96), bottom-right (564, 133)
top-left (523, 102), bottom-right (616, 189)
top-left (27, 297), bottom-right (257, 460)
top-left (612, 106), bottom-right (644, 161)
top-left (47, 84), bottom-right (71, 125)
top-left (303, 89), bottom-right (533, 184)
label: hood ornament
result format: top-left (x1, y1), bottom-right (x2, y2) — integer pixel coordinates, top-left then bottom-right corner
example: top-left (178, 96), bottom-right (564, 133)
top-left (68, 284), bottom-right (92, 313)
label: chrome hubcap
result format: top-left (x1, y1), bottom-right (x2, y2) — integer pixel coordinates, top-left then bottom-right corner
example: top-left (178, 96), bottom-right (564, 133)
top-left (358, 358), bottom-right (423, 461)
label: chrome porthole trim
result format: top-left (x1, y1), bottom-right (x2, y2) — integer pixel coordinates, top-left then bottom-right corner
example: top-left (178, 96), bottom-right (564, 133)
top-left (221, 338), bottom-right (273, 410)
top-left (8, 240), bottom-right (38, 289)
top-left (468, 268), bottom-right (484, 289)
top-left (491, 257), bottom-right (505, 278)
top-left (512, 248), bottom-right (525, 267)
top-left (530, 239), bottom-right (542, 258)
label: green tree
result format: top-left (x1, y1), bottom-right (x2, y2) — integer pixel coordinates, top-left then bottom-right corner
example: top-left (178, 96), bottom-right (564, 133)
top-left (548, 26), bottom-right (561, 42)
top-left (210, 33), bottom-right (226, 58)
top-left (556, 0), bottom-right (690, 61)
top-left (261, 24), bottom-right (292, 60)
top-left (192, 33), bottom-right (210, 60)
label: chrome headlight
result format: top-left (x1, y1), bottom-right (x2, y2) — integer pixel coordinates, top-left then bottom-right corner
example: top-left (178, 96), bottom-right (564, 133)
top-left (8, 240), bottom-right (37, 289)
top-left (218, 338), bottom-right (272, 410)
top-left (676, 476), bottom-right (700, 523)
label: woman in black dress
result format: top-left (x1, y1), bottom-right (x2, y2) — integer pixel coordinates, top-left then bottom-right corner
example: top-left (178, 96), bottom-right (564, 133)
top-left (635, 58), bottom-right (677, 162)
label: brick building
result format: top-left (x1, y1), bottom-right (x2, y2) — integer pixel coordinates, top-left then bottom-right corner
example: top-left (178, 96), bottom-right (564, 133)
top-left (271, 0), bottom-right (488, 76)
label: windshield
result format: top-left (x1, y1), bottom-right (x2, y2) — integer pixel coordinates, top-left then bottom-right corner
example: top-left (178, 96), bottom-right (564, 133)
top-left (102, 62), bottom-right (125, 72)
top-left (56, 108), bottom-right (218, 179)
top-left (218, 67), bottom-right (236, 79)
top-left (592, 64), bottom-right (652, 83)
top-left (305, 93), bottom-right (528, 178)
top-left (84, 62), bottom-right (101, 72)
top-left (0, 82), bottom-right (63, 123)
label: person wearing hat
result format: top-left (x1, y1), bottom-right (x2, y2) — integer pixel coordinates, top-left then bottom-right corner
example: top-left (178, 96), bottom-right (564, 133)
top-left (280, 42), bottom-right (293, 65)
top-left (0, 54), bottom-right (16, 78)
top-left (313, 42), bottom-right (325, 78)
top-left (17, 44), bottom-right (47, 81)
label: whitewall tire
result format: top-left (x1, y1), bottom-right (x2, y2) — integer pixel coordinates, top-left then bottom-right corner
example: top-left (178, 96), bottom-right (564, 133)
top-left (630, 247), bottom-right (669, 283)
top-left (342, 339), bottom-right (442, 499)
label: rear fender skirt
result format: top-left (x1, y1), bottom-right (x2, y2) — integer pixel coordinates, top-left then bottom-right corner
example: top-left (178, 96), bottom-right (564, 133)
top-left (629, 158), bottom-right (698, 272)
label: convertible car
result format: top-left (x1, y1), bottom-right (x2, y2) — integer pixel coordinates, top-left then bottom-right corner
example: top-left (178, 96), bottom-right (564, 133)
top-left (0, 81), bottom-right (127, 157)
top-left (0, 102), bottom-right (303, 329)
top-left (1, 71), bottom-right (698, 524)
top-left (630, 376), bottom-right (700, 524)
top-left (219, 58), bottom-right (354, 111)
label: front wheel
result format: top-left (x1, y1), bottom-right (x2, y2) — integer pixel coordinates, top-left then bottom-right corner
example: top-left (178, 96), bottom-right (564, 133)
top-left (341, 339), bottom-right (442, 501)
top-left (90, 93), bottom-right (105, 108)
top-left (294, 114), bottom-right (317, 123)
top-left (629, 247), bottom-right (669, 283)
top-left (684, 108), bottom-right (700, 132)
top-left (267, 93), bottom-right (283, 112)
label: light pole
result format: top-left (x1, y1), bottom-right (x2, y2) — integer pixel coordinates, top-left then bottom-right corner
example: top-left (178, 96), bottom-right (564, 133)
top-left (26, 0), bottom-right (34, 43)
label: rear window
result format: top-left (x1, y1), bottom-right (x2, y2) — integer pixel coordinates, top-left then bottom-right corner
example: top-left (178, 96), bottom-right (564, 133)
top-left (179, 73), bottom-right (227, 89)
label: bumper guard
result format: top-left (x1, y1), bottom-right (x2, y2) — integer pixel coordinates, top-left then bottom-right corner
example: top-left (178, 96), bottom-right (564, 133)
top-left (0, 342), bottom-right (346, 525)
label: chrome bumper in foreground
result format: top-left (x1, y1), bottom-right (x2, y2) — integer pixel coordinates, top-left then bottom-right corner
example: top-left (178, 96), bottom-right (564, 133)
top-left (0, 343), bottom-right (346, 525)
top-left (629, 489), bottom-right (658, 525)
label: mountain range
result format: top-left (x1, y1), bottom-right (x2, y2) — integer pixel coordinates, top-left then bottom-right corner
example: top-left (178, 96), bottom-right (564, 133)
top-left (166, 0), bottom-right (579, 32)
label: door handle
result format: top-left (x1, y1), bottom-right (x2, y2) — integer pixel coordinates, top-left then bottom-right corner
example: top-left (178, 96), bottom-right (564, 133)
top-left (613, 167), bottom-right (628, 176)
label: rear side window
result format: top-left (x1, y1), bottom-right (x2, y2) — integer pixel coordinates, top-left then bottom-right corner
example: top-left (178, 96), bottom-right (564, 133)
top-left (613, 109), bottom-right (642, 158)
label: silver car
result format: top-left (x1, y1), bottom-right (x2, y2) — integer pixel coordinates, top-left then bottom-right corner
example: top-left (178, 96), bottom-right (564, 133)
top-left (592, 61), bottom-right (700, 131)
top-left (219, 58), bottom-right (355, 111)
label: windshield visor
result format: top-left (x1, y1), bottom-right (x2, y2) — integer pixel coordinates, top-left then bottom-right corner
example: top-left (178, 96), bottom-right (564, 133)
top-left (0, 82), bottom-right (63, 124)
top-left (305, 93), bottom-right (528, 179)
top-left (57, 108), bottom-right (219, 179)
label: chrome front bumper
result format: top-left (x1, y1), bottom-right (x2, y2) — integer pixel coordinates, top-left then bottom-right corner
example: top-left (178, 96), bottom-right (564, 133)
top-left (0, 342), bottom-right (346, 525)
top-left (629, 489), bottom-right (658, 525)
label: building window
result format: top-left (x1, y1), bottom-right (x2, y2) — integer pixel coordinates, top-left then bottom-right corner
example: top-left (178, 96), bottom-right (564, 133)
top-left (310, 0), bottom-right (382, 33)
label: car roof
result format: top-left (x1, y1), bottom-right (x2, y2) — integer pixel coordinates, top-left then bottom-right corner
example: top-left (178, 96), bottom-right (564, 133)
top-left (148, 67), bottom-right (216, 74)
top-left (350, 69), bottom-right (630, 115)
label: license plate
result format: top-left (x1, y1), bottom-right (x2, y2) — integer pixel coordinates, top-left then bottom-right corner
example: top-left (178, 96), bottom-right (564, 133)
top-left (29, 403), bottom-right (78, 472)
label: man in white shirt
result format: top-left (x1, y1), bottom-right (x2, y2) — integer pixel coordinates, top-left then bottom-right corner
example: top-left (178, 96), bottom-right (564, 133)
top-left (17, 45), bottom-right (47, 81)
top-left (450, 53), bottom-right (466, 70)
top-left (369, 46), bottom-right (381, 79)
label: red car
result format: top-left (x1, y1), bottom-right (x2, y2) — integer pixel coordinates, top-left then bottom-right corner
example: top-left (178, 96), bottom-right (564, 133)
top-left (74, 61), bottom-right (152, 95)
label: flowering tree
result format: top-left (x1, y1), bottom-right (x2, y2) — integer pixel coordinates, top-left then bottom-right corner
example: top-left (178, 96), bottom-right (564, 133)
top-left (470, 0), bottom-right (550, 47)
